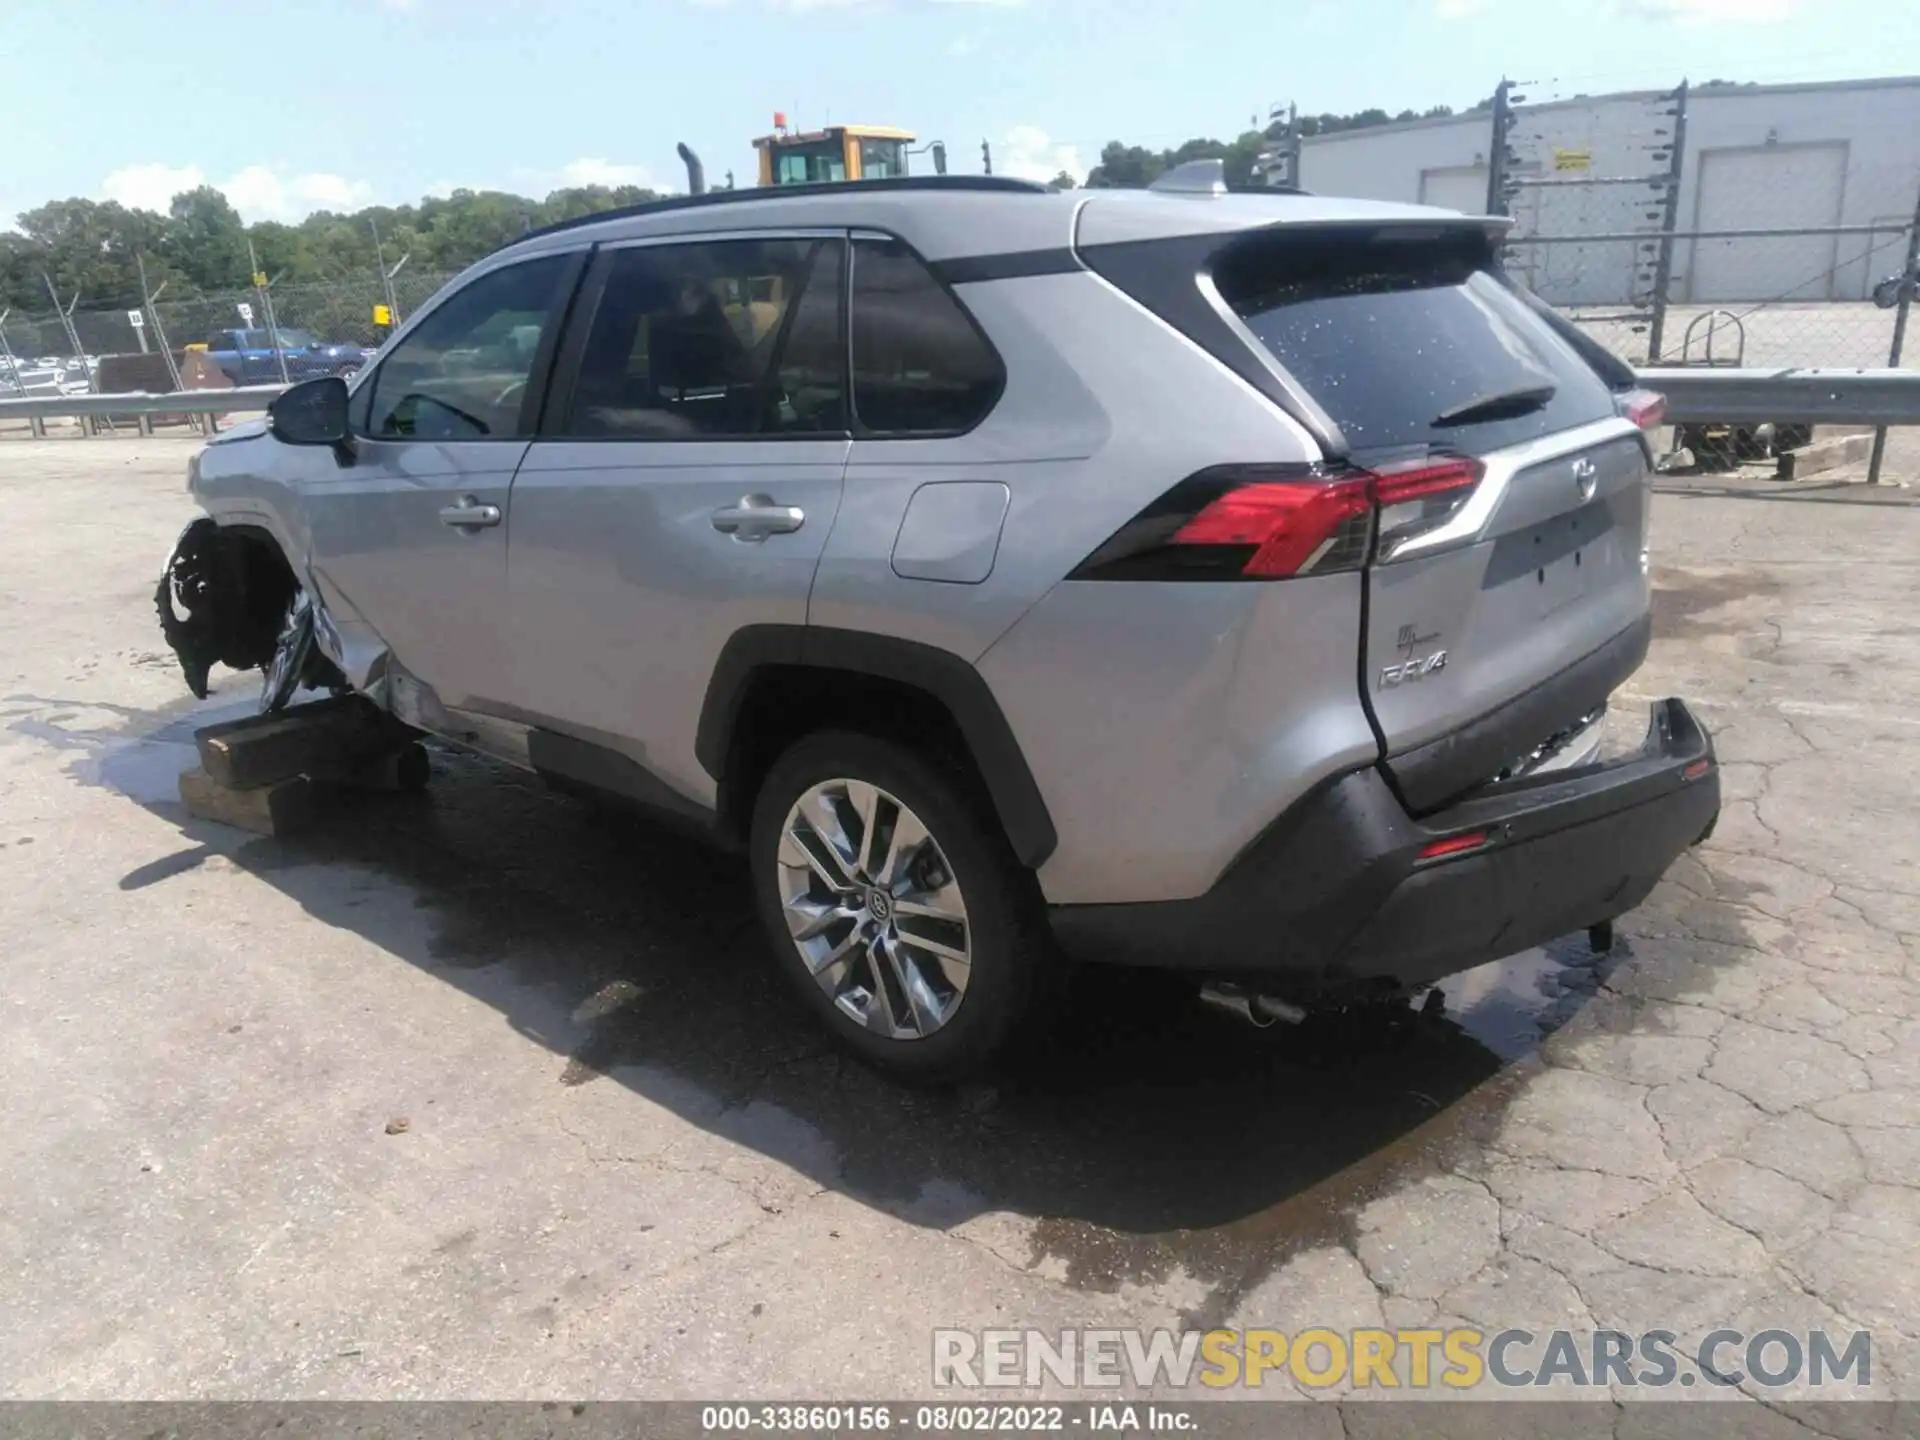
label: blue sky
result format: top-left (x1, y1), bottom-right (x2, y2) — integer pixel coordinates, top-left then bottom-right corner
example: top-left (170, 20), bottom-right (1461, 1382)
top-left (2, 0), bottom-right (1914, 228)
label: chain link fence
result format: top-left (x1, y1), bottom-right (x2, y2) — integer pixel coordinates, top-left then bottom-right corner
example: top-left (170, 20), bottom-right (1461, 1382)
top-left (1488, 81), bottom-right (1920, 375)
top-left (2, 267), bottom-right (458, 371)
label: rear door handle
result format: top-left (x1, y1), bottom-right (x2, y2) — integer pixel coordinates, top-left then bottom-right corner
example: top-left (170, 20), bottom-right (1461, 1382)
top-left (711, 493), bottom-right (805, 542)
top-left (439, 496), bottom-right (502, 529)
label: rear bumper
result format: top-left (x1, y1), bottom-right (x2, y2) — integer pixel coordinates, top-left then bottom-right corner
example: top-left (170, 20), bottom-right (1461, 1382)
top-left (1047, 698), bottom-right (1720, 995)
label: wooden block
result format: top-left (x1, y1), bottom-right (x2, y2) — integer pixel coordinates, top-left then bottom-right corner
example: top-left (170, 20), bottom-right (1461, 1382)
top-left (1777, 431), bottom-right (1873, 481)
top-left (179, 766), bottom-right (317, 838)
top-left (195, 696), bottom-right (416, 791)
top-left (321, 741), bottom-right (432, 794)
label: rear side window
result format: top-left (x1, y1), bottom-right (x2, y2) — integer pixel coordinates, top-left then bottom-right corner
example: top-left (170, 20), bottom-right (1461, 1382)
top-left (1214, 232), bottom-right (1614, 457)
top-left (851, 238), bottom-right (1002, 435)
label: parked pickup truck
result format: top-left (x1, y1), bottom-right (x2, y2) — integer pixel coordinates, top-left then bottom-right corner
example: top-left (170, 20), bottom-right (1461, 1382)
top-left (201, 328), bottom-right (373, 387)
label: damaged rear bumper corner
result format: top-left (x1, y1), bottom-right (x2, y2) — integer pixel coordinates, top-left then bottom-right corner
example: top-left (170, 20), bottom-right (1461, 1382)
top-left (1047, 698), bottom-right (1721, 995)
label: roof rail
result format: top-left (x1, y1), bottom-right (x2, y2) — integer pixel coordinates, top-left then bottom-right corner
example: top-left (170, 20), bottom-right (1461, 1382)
top-left (505, 174), bottom-right (1053, 252)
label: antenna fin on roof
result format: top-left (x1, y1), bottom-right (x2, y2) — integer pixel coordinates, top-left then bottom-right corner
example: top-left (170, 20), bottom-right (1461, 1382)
top-left (1150, 159), bottom-right (1228, 196)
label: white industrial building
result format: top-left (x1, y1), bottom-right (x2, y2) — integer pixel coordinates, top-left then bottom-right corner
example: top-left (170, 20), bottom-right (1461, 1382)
top-left (1297, 76), bottom-right (1920, 307)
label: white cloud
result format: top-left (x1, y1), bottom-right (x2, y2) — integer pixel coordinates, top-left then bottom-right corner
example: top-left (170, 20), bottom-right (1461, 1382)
top-left (1623, 0), bottom-right (1797, 18)
top-left (100, 162), bottom-right (373, 222)
top-left (100, 163), bottom-right (207, 213)
top-left (997, 125), bottom-right (1085, 185)
top-left (554, 157), bottom-right (663, 190)
top-left (1436, 0), bottom-right (1491, 15)
top-left (223, 166), bottom-right (375, 220)
top-left (929, 0), bottom-right (1025, 6)
top-left (945, 34), bottom-right (978, 55)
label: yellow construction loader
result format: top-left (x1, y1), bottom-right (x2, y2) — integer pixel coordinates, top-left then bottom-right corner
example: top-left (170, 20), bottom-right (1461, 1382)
top-left (676, 118), bottom-right (945, 195)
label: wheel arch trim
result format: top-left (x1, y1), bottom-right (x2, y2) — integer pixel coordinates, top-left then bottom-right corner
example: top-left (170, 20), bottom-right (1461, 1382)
top-left (695, 624), bottom-right (1058, 869)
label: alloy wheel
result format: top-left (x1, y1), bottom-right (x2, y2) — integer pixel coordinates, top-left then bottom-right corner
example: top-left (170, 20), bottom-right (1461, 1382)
top-left (776, 779), bottom-right (971, 1039)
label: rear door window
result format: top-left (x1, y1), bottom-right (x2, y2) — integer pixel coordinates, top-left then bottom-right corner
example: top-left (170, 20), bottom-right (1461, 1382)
top-left (1214, 231), bottom-right (1614, 457)
top-left (556, 237), bottom-right (846, 439)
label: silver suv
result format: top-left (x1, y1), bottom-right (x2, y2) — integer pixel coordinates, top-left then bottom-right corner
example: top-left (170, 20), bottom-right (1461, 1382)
top-left (157, 173), bottom-right (1720, 1081)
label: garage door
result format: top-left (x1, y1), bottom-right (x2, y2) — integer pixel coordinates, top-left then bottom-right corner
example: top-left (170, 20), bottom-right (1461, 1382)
top-left (1688, 143), bottom-right (1848, 303)
top-left (1419, 166), bottom-right (1491, 214)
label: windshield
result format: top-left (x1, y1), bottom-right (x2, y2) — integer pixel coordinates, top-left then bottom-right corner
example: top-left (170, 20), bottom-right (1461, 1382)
top-left (1215, 230), bottom-right (1614, 457)
top-left (240, 327), bottom-right (318, 349)
top-left (771, 141), bottom-right (847, 185)
top-left (859, 138), bottom-right (907, 179)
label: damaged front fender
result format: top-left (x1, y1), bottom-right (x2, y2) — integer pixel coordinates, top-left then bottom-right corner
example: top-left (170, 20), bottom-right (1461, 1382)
top-left (155, 518), bottom-right (343, 707)
top-left (156, 518), bottom-right (281, 699)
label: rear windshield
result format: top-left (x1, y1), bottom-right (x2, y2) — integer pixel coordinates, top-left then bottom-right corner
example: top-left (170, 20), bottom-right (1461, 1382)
top-left (1215, 231), bottom-right (1615, 457)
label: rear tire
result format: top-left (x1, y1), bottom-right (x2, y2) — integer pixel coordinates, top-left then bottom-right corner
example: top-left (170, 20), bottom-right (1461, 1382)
top-left (748, 731), bottom-right (1054, 1084)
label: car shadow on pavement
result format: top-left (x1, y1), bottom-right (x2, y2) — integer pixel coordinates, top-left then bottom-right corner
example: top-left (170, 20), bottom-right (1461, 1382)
top-left (76, 704), bottom-right (1641, 1308)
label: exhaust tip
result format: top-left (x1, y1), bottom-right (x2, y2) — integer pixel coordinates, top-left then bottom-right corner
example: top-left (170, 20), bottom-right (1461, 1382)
top-left (1198, 983), bottom-right (1307, 1028)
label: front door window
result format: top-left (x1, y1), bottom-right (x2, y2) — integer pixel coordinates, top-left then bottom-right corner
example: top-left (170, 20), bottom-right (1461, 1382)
top-left (364, 255), bottom-right (571, 441)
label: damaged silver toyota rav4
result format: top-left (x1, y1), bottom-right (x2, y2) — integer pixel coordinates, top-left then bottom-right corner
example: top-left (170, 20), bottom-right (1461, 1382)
top-left (157, 170), bottom-right (1720, 1081)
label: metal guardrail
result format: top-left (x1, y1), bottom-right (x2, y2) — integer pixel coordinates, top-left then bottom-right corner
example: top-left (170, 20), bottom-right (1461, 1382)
top-left (1514, 223), bottom-right (1915, 246)
top-left (4, 370), bottom-right (1918, 476)
top-left (0, 383), bottom-right (284, 436)
top-left (1639, 367), bottom-right (1920, 427)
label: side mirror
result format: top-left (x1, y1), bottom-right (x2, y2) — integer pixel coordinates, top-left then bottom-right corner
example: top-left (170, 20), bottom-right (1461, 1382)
top-left (269, 375), bottom-right (350, 446)
top-left (1872, 275), bottom-right (1908, 311)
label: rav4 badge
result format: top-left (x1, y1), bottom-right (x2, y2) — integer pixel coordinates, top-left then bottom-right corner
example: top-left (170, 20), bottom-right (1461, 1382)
top-left (1381, 651), bottom-right (1448, 687)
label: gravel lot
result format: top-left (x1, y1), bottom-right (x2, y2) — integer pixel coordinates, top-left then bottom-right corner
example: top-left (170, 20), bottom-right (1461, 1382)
top-left (2, 436), bottom-right (1918, 1417)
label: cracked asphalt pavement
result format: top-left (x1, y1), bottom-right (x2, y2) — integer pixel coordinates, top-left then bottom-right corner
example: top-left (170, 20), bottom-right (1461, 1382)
top-left (2, 437), bottom-right (1918, 1414)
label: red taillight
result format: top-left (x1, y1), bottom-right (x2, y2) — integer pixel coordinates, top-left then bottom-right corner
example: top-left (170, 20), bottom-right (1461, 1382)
top-left (1372, 456), bottom-right (1484, 505)
top-left (1620, 388), bottom-right (1667, 430)
top-left (1068, 454), bottom-right (1484, 583)
top-left (1418, 830), bottom-right (1490, 862)
top-left (1372, 455), bottom-right (1485, 563)
top-left (1171, 477), bottom-right (1374, 579)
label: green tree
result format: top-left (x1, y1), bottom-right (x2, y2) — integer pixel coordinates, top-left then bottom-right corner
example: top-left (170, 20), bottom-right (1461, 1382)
top-left (1084, 142), bottom-right (1165, 189)
top-left (1081, 101), bottom-right (1477, 191)
top-left (413, 189), bottom-right (541, 267)
top-left (161, 186), bottom-right (249, 290)
top-left (244, 220), bottom-right (318, 283)
top-left (536, 184), bottom-right (660, 225)
top-left (8, 198), bottom-right (171, 306)
top-left (1084, 131), bottom-right (1267, 189)
top-left (1046, 171), bottom-right (1078, 192)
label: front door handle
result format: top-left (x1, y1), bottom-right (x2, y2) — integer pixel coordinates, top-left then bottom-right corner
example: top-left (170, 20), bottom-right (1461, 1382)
top-left (439, 496), bottom-right (502, 530)
top-left (711, 493), bottom-right (805, 542)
